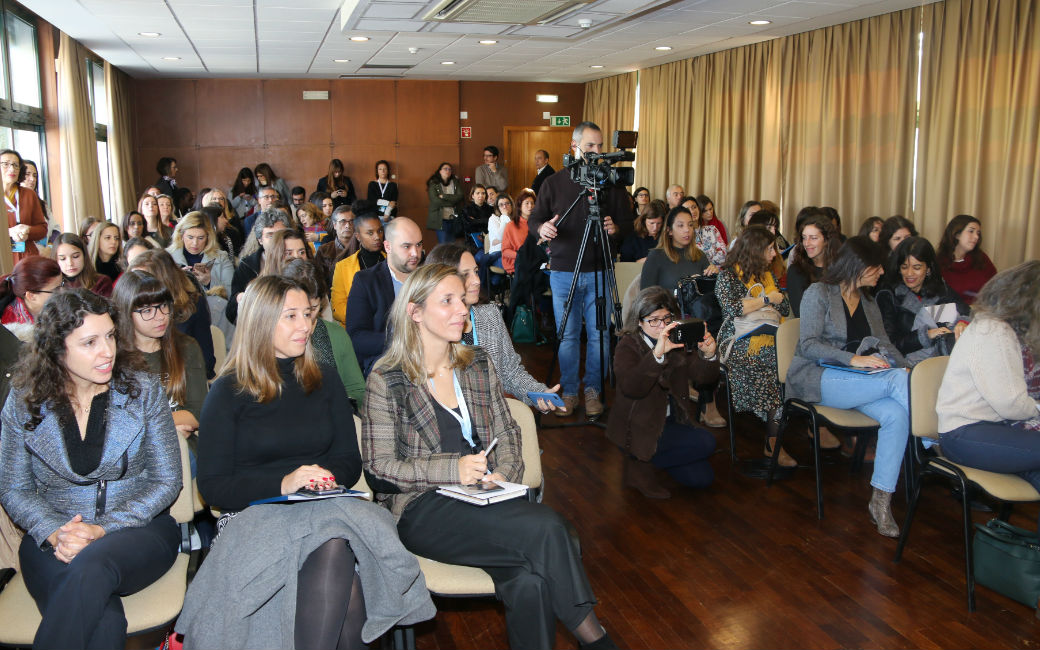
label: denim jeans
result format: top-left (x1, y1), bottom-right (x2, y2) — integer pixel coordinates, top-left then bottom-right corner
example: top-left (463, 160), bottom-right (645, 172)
top-left (549, 270), bottom-right (608, 396)
top-left (435, 223), bottom-right (455, 244)
top-left (818, 368), bottom-right (910, 493)
top-left (475, 250), bottom-right (503, 292)
top-left (940, 421), bottom-right (1040, 493)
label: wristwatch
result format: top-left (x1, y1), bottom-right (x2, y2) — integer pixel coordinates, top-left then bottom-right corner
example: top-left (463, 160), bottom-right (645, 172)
top-left (762, 294), bottom-right (771, 306)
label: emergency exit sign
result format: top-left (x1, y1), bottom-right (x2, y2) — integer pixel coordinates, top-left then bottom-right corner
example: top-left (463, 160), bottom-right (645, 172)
top-left (551, 115), bottom-right (570, 127)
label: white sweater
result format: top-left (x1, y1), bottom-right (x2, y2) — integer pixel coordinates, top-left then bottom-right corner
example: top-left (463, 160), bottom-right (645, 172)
top-left (937, 316), bottom-right (1038, 433)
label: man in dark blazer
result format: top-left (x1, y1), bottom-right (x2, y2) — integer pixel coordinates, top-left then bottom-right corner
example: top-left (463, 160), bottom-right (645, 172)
top-left (529, 149), bottom-right (555, 195)
top-left (345, 217), bottom-right (424, 374)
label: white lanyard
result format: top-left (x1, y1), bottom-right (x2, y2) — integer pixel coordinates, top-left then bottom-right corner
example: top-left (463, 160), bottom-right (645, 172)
top-left (468, 308), bottom-right (478, 346)
top-left (5, 190), bottom-right (19, 224)
top-left (429, 369), bottom-right (475, 447)
top-left (377, 181), bottom-right (389, 198)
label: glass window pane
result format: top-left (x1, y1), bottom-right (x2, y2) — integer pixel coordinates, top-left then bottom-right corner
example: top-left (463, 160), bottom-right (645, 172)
top-left (97, 139), bottom-right (112, 221)
top-left (91, 61), bottom-right (108, 126)
top-left (0, 127), bottom-right (12, 150)
top-left (0, 14), bottom-right (6, 101)
top-left (7, 13), bottom-right (40, 108)
top-left (13, 128), bottom-right (43, 198)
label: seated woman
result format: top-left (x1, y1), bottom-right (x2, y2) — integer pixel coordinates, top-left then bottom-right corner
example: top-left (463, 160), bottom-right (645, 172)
top-left (167, 210), bottom-right (236, 298)
top-left (746, 211), bottom-right (788, 287)
top-left (459, 183), bottom-right (492, 238)
top-left (681, 196), bottom-right (726, 267)
top-left (184, 275), bottom-right (432, 649)
top-left (477, 192), bottom-right (512, 290)
top-left (501, 189), bottom-right (535, 275)
top-left (363, 263), bottom-right (617, 650)
top-left (157, 194), bottom-right (178, 231)
top-left (619, 198), bottom-right (664, 263)
top-left (936, 261), bottom-right (1040, 508)
top-left (87, 221), bottom-right (123, 283)
top-left (715, 226), bottom-right (794, 466)
top-left (138, 192), bottom-right (170, 248)
top-left (785, 236), bottom-right (909, 537)
top-left (296, 202), bottom-right (329, 245)
top-left (0, 256), bottom-right (63, 340)
top-left (425, 243), bottom-right (560, 413)
top-left (785, 214), bottom-right (841, 316)
top-left (606, 286), bottom-right (719, 499)
top-left (0, 289), bottom-right (182, 649)
top-left (55, 233), bottom-right (113, 297)
top-left (122, 236), bottom-right (157, 268)
top-left (640, 206), bottom-right (713, 291)
top-left (879, 215), bottom-right (917, 255)
top-left (936, 214), bottom-right (997, 305)
top-left (858, 216), bottom-right (884, 242)
top-left (121, 211), bottom-right (147, 243)
top-left (112, 271), bottom-right (208, 462)
top-left (695, 194), bottom-right (728, 246)
top-left (127, 249), bottom-right (216, 379)
top-left (876, 237), bottom-right (969, 366)
top-left (632, 186), bottom-right (652, 219)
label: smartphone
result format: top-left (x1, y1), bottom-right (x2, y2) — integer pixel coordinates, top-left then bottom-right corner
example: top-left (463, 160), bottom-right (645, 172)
top-left (669, 319), bottom-right (706, 349)
top-left (527, 391), bottom-right (565, 408)
top-left (297, 485), bottom-right (347, 497)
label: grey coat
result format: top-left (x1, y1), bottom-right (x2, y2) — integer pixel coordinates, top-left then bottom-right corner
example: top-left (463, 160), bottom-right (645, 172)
top-left (167, 245), bottom-right (236, 298)
top-left (786, 282), bottom-right (906, 403)
top-left (471, 303), bottom-right (549, 405)
top-left (175, 498), bottom-right (436, 648)
top-left (0, 371), bottom-right (182, 547)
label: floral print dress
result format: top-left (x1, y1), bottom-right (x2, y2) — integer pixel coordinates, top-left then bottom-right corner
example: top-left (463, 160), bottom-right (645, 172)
top-left (696, 225), bottom-right (727, 267)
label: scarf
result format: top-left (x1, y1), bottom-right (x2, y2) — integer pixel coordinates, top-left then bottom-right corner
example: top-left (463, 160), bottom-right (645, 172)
top-left (1016, 346), bottom-right (1040, 431)
top-left (735, 264), bottom-right (782, 356)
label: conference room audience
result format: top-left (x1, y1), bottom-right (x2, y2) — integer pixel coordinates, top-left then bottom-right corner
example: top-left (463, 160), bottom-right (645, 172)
top-left (936, 214), bottom-right (997, 305)
top-left (876, 237), bottom-right (969, 366)
top-left (366, 160), bottom-right (398, 220)
top-left (715, 226), bottom-right (794, 466)
top-left (426, 162), bottom-right (464, 244)
top-left (0, 289), bottom-right (181, 650)
top-left (858, 216), bottom-right (884, 242)
top-left (502, 189), bottom-right (535, 275)
top-left (316, 158), bottom-right (357, 208)
top-left (879, 215), bottom-right (917, 253)
top-left (620, 198), bottom-right (664, 263)
top-left (254, 162), bottom-right (291, 205)
top-left (0, 256), bottom-right (62, 338)
top-left (362, 263), bottom-right (617, 650)
top-left (187, 275), bottom-right (433, 649)
top-left (331, 213), bottom-right (385, 326)
top-left (87, 221), bottom-right (123, 283)
top-left (168, 210), bottom-right (236, 297)
top-left (785, 236), bottom-right (909, 537)
top-left (936, 261), bottom-right (1040, 509)
top-left (607, 286), bottom-right (719, 499)
top-left (640, 206), bottom-right (712, 291)
top-left (2, 149), bottom-right (47, 263)
top-left (229, 166), bottom-right (259, 220)
top-left (55, 233), bottom-right (113, 298)
top-left (785, 214), bottom-right (841, 316)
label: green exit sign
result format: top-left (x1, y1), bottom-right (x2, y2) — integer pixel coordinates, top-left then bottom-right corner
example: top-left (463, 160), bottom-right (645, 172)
top-left (551, 115), bottom-right (570, 127)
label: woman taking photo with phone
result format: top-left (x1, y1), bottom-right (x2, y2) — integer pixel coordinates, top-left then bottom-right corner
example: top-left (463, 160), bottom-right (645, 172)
top-left (167, 211), bottom-right (235, 297)
top-left (363, 263), bottom-right (617, 650)
top-left (0, 289), bottom-right (182, 650)
top-left (607, 286), bottom-right (719, 499)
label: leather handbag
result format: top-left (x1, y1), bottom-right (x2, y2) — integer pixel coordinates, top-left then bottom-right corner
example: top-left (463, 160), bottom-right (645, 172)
top-left (675, 274), bottom-right (722, 335)
top-left (718, 282), bottom-right (781, 363)
top-left (511, 304), bottom-right (537, 344)
top-left (973, 518), bottom-right (1040, 610)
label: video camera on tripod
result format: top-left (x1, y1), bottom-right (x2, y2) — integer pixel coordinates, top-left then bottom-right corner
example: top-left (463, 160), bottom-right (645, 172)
top-left (562, 130), bottom-right (638, 189)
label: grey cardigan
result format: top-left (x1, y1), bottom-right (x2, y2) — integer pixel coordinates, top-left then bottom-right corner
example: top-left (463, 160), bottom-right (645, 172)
top-left (471, 303), bottom-right (549, 405)
top-left (176, 498), bottom-right (436, 648)
top-left (167, 245), bottom-right (236, 298)
top-left (0, 371), bottom-right (182, 547)
top-left (786, 282), bottom-right (906, 403)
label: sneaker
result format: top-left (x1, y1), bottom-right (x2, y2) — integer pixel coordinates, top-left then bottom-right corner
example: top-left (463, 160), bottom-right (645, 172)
top-left (584, 389), bottom-right (604, 418)
top-left (557, 394), bottom-right (579, 416)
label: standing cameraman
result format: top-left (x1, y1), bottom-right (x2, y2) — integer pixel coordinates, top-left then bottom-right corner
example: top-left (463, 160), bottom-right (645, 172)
top-left (529, 121), bottom-right (634, 417)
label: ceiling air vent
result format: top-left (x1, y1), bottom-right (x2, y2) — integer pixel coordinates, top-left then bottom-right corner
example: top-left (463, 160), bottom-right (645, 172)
top-left (350, 64), bottom-right (413, 77)
top-left (423, 0), bottom-right (595, 25)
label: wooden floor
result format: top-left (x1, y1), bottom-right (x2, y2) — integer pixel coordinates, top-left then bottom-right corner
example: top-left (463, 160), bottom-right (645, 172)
top-left (409, 342), bottom-right (1040, 650)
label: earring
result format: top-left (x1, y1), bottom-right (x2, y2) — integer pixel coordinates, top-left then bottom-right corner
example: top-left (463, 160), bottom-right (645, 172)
top-left (926, 270), bottom-right (931, 277)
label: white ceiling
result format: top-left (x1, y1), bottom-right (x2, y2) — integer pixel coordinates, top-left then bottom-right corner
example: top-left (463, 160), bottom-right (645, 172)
top-left (22, 0), bottom-right (930, 82)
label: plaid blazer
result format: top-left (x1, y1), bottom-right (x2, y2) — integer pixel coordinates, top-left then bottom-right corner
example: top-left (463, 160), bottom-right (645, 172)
top-left (361, 347), bottom-right (524, 519)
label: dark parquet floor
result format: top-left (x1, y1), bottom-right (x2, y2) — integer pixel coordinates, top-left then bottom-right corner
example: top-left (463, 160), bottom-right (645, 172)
top-left (408, 341), bottom-right (1040, 650)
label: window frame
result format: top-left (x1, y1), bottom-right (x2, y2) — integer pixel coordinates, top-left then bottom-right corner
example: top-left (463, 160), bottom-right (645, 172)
top-left (0, 1), bottom-right (46, 201)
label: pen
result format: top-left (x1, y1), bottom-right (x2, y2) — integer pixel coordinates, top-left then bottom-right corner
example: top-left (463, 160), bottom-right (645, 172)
top-left (482, 437), bottom-right (499, 477)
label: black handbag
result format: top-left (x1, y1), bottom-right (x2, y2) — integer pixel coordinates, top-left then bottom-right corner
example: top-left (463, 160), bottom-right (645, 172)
top-left (973, 518), bottom-right (1040, 610)
top-left (675, 275), bottom-right (722, 336)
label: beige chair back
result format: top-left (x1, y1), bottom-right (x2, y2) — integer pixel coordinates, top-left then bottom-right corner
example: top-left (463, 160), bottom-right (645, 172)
top-left (210, 325), bottom-right (227, 374)
top-left (613, 261), bottom-right (643, 305)
top-left (350, 414), bottom-right (372, 497)
top-left (775, 318), bottom-right (800, 384)
top-left (506, 397), bottom-right (542, 489)
top-left (621, 274), bottom-right (641, 325)
top-left (170, 433), bottom-right (195, 524)
top-left (909, 355), bottom-right (950, 441)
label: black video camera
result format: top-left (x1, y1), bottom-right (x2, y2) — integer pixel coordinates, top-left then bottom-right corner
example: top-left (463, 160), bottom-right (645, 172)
top-left (563, 130), bottom-right (638, 189)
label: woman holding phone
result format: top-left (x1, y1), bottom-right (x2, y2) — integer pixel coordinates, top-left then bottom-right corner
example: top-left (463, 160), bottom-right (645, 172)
top-left (167, 211), bottom-right (235, 297)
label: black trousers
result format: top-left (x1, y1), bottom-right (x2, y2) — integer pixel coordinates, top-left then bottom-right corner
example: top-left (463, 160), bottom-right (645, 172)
top-left (398, 492), bottom-right (596, 650)
top-left (19, 514), bottom-right (180, 650)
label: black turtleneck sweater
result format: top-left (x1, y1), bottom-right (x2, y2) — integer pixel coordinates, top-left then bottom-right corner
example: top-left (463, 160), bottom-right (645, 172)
top-left (197, 357), bottom-right (360, 511)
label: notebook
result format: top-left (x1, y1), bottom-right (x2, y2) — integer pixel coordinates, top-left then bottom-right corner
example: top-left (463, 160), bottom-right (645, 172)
top-left (250, 487), bottom-right (369, 506)
top-left (817, 359), bottom-right (896, 375)
top-left (437, 480), bottom-right (528, 506)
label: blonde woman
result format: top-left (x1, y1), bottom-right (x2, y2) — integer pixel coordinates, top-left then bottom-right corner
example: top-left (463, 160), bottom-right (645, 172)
top-left (167, 211), bottom-right (235, 297)
top-left (363, 263), bottom-right (617, 650)
top-left (87, 221), bottom-right (123, 282)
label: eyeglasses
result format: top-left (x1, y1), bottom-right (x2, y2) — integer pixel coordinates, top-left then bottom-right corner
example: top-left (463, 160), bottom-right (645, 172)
top-left (133, 303), bottom-right (172, 321)
top-left (643, 315), bottom-right (674, 327)
top-left (33, 279), bottom-right (66, 295)
top-left (0, 162), bottom-right (20, 170)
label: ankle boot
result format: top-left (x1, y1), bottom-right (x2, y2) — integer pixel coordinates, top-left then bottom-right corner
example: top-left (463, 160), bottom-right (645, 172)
top-left (868, 487), bottom-right (900, 538)
top-left (624, 457), bottom-right (670, 499)
top-left (580, 631), bottom-right (620, 650)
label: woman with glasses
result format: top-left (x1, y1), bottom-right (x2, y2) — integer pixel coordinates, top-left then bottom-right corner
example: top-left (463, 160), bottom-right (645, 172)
top-left (606, 286), bottom-right (719, 499)
top-left (55, 233), bottom-right (114, 298)
top-left (113, 271), bottom-right (207, 467)
top-left (1, 149), bottom-right (47, 263)
top-left (0, 256), bottom-right (63, 338)
top-left (632, 187), bottom-right (652, 218)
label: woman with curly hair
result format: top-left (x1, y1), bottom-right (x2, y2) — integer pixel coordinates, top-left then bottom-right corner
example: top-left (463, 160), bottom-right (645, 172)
top-left (0, 289), bottom-right (182, 649)
top-left (786, 214), bottom-right (842, 316)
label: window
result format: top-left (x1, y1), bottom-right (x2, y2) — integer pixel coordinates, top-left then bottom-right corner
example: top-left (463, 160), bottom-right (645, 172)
top-left (6, 11), bottom-right (39, 108)
top-left (86, 58), bottom-right (112, 220)
top-left (0, 3), bottom-right (46, 201)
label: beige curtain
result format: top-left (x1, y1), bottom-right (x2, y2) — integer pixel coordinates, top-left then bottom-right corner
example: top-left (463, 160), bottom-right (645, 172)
top-left (105, 61), bottom-right (137, 221)
top-left (583, 71), bottom-right (637, 161)
top-left (57, 32), bottom-right (105, 232)
top-left (780, 8), bottom-right (920, 237)
top-left (635, 42), bottom-right (782, 233)
top-left (916, 0), bottom-right (1040, 269)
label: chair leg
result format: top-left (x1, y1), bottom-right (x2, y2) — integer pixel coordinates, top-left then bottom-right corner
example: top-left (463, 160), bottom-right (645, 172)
top-left (959, 476), bottom-right (977, 612)
top-left (766, 408), bottom-right (789, 486)
top-left (903, 439), bottom-right (916, 504)
top-left (895, 468), bottom-right (924, 562)
top-left (997, 502), bottom-right (1013, 521)
top-left (811, 414), bottom-right (824, 520)
top-left (722, 368), bottom-right (738, 464)
top-left (405, 626), bottom-right (416, 650)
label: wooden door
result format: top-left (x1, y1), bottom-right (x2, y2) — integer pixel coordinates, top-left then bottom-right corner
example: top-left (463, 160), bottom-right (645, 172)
top-left (503, 126), bottom-right (573, 195)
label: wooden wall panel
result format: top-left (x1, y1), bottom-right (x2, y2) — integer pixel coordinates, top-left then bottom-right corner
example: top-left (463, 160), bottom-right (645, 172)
top-left (331, 80), bottom-right (396, 146)
top-left (196, 80), bottom-right (264, 147)
top-left (262, 80), bottom-right (332, 146)
top-left (135, 146), bottom-right (198, 202)
top-left (261, 145), bottom-right (334, 194)
top-left (396, 81), bottom-right (459, 145)
top-left (133, 80), bottom-right (196, 148)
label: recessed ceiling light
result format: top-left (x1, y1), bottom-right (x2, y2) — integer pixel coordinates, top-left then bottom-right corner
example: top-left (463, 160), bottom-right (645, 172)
top-left (139, 32), bottom-right (161, 38)
top-left (655, 46), bottom-right (672, 51)
top-left (590, 65), bottom-right (604, 69)
top-left (349, 36), bottom-right (369, 42)
top-left (333, 59), bottom-right (350, 63)
top-left (441, 61), bottom-right (455, 65)
top-left (749, 19), bottom-right (772, 25)
top-left (479, 40), bottom-right (497, 45)
top-left (161, 56), bottom-right (181, 61)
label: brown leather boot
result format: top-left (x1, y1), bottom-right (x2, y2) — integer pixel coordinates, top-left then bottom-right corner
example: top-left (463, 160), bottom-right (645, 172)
top-left (624, 457), bottom-right (671, 499)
